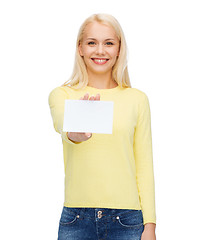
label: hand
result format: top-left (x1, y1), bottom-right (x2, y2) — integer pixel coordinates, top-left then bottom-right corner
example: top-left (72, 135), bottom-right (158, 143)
top-left (141, 223), bottom-right (156, 240)
top-left (67, 93), bottom-right (100, 142)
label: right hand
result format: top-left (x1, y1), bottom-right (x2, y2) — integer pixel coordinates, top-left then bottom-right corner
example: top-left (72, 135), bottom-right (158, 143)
top-left (67, 93), bottom-right (100, 143)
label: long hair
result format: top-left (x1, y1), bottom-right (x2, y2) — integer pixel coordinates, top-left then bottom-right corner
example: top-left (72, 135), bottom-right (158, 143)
top-left (62, 13), bottom-right (131, 89)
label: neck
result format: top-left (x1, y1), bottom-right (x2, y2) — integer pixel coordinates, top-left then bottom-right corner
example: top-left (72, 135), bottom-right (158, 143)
top-left (87, 71), bottom-right (118, 89)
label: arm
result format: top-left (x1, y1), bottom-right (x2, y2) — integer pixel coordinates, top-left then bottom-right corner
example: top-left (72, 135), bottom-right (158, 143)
top-left (48, 87), bottom-right (82, 144)
top-left (134, 93), bottom-right (156, 226)
top-left (141, 223), bottom-right (156, 240)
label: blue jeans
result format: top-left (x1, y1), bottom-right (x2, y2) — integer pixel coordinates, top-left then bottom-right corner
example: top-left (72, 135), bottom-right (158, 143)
top-left (58, 206), bottom-right (144, 240)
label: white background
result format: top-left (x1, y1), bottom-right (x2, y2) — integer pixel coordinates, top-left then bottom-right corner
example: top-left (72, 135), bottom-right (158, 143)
top-left (0, 0), bottom-right (211, 239)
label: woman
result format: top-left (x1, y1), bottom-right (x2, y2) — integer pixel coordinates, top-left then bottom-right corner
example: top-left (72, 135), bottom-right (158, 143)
top-left (48, 13), bottom-right (156, 240)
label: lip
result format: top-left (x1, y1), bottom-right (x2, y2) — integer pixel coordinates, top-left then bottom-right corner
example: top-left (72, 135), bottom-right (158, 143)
top-left (91, 58), bottom-right (109, 65)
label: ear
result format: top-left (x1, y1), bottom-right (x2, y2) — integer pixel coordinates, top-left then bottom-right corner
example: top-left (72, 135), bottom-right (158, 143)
top-left (78, 42), bottom-right (83, 56)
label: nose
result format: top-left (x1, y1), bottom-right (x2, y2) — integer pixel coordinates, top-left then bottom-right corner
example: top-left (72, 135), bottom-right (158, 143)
top-left (96, 43), bottom-right (105, 55)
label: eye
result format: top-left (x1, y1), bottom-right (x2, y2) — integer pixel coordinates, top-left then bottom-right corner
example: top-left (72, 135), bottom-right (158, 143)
top-left (88, 41), bottom-right (95, 45)
top-left (106, 42), bottom-right (114, 45)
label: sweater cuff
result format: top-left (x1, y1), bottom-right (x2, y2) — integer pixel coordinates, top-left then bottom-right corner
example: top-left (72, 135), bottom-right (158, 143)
top-left (143, 218), bottom-right (156, 225)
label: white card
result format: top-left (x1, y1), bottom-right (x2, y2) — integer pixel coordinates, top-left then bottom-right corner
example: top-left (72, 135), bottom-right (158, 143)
top-left (63, 100), bottom-right (114, 134)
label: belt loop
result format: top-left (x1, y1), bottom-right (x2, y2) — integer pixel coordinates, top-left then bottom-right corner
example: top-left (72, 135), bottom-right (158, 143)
top-left (79, 208), bottom-right (85, 219)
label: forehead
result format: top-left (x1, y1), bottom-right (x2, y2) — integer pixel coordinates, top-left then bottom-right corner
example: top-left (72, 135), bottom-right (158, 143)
top-left (83, 22), bottom-right (118, 40)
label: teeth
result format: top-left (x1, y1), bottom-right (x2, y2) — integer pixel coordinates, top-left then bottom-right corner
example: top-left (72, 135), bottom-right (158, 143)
top-left (93, 59), bottom-right (108, 62)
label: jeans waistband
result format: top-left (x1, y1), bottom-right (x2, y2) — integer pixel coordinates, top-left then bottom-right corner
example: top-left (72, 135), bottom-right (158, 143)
top-left (63, 206), bottom-right (142, 220)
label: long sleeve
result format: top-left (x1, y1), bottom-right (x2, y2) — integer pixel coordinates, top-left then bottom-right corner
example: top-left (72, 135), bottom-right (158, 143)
top-left (48, 87), bottom-right (81, 145)
top-left (134, 93), bottom-right (156, 225)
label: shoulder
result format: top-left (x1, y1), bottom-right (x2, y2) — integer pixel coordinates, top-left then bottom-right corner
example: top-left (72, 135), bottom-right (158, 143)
top-left (48, 86), bottom-right (72, 105)
top-left (48, 85), bottom-right (78, 99)
top-left (124, 87), bottom-right (149, 103)
top-left (48, 85), bottom-right (71, 97)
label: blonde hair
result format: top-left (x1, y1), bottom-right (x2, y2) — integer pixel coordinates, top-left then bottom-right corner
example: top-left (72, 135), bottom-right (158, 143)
top-left (62, 13), bottom-right (131, 89)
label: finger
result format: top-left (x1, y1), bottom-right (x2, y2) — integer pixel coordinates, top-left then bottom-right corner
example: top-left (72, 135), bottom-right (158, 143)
top-left (89, 95), bottom-right (95, 100)
top-left (85, 132), bottom-right (92, 138)
top-left (95, 94), bottom-right (100, 100)
top-left (84, 93), bottom-right (89, 100)
top-left (82, 94), bottom-right (86, 100)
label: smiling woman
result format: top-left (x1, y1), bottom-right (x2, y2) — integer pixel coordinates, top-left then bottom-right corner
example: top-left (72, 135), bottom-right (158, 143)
top-left (62, 13), bottom-right (129, 90)
top-left (48, 13), bottom-right (156, 240)
top-left (78, 21), bottom-right (120, 82)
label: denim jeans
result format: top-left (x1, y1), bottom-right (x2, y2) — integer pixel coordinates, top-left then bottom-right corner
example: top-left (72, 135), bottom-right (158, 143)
top-left (58, 206), bottom-right (144, 240)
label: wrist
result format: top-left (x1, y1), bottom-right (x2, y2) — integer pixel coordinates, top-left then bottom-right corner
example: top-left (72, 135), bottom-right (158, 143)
top-left (66, 132), bottom-right (81, 144)
top-left (144, 223), bottom-right (156, 231)
top-left (66, 132), bottom-right (71, 140)
top-left (66, 132), bottom-right (76, 143)
top-left (66, 132), bottom-right (70, 138)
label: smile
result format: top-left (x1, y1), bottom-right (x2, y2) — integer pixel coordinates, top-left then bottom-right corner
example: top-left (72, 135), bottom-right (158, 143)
top-left (91, 58), bottom-right (109, 65)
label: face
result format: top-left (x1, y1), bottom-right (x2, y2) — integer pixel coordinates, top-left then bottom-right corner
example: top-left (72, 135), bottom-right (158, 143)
top-left (78, 21), bottom-right (120, 75)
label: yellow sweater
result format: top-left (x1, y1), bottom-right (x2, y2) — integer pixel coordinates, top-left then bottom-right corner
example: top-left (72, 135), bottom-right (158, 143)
top-left (48, 84), bottom-right (156, 225)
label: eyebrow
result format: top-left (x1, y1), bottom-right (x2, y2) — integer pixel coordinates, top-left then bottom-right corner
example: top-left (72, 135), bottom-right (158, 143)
top-left (86, 38), bottom-right (116, 41)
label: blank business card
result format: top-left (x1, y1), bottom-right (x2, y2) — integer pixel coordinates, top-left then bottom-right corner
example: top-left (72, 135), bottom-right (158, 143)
top-left (63, 100), bottom-right (114, 134)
